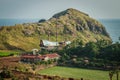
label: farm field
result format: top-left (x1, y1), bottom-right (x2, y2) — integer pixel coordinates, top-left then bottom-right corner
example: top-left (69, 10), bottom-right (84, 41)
top-left (0, 50), bottom-right (20, 57)
top-left (0, 56), bottom-right (80, 80)
top-left (38, 66), bottom-right (117, 80)
top-left (0, 56), bottom-right (118, 80)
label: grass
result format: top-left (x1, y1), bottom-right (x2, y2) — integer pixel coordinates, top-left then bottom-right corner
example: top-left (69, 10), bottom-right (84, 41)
top-left (0, 9), bottom-right (111, 51)
top-left (38, 66), bottom-right (117, 80)
top-left (0, 50), bottom-right (20, 57)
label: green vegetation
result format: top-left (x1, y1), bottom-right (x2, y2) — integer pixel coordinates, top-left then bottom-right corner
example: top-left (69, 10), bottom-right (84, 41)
top-left (0, 50), bottom-right (20, 57)
top-left (58, 39), bottom-right (120, 69)
top-left (0, 66), bottom-right (13, 78)
top-left (53, 38), bottom-right (120, 80)
top-left (38, 66), bottom-right (116, 80)
top-left (0, 8), bottom-right (111, 51)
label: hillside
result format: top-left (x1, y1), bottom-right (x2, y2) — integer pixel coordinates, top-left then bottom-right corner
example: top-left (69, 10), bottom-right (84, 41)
top-left (0, 8), bottom-right (111, 51)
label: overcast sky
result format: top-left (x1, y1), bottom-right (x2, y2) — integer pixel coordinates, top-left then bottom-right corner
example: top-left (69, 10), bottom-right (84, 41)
top-left (0, 0), bottom-right (120, 19)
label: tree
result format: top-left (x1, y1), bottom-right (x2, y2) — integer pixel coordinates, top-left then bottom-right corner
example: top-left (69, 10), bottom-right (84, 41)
top-left (109, 71), bottom-right (114, 80)
top-left (14, 66), bottom-right (18, 71)
top-left (38, 19), bottom-right (46, 23)
top-left (0, 76), bottom-right (4, 80)
top-left (84, 42), bottom-right (100, 58)
top-left (31, 64), bottom-right (36, 74)
top-left (109, 66), bottom-right (119, 80)
top-left (0, 66), bottom-right (13, 78)
top-left (103, 42), bottom-right (120, 62)
top-left (97, 40), bottom-right (110, 49)
top-left (112, 66), bottom-right (119, 80)
top-left (116, 69), bottom-right (119, 80)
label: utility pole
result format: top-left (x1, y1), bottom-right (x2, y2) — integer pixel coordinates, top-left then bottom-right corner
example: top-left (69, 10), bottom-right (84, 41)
top-left (56, 18), bottom-right (58, 45)
top-left (47, 21), bottom-right (51, 41)
top-left (48, 31), bottom-right (50, 41)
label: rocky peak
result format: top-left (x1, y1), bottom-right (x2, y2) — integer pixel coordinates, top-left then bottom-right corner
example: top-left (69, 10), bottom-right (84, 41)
top-left (52, 8), bottom-right (88, 18)
top-left (51, 8), bottom-right (110, 37)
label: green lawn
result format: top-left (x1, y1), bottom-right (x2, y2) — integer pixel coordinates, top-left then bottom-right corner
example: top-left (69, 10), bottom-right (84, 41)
top-left (38, 66), bottom-right (117, 80)
top-left (0, 50), bottom-right (20, 57)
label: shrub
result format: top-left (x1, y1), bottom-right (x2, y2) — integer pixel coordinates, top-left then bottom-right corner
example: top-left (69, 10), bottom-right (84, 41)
top-left (9, 53), bottom-right (14, 56)
top-left (0, 67), bottom-right (13, 78)
top-left (38, 19), bottom-right (46, 23)
top-left (0, 76), bottom-right (4, 80)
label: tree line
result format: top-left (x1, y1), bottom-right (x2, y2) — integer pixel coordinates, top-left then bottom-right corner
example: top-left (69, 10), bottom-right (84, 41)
top-left (57, 39), bottom-right (120, 69)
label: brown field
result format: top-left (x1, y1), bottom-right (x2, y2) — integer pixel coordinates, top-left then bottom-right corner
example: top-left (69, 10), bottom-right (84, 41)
top-left (0, 56), bottom-right (20, 69)
top-left (0, 57), bottom-right (81, 80)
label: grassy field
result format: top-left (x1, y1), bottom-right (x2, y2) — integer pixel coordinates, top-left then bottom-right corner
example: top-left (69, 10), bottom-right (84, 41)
top-left (38, 66), bottom-right (117, 80)
top-left (0, 50), bottom-right (20, 57)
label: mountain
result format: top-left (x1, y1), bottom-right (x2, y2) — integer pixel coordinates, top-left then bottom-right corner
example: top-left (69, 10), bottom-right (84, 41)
top-left (0, 8), bottom-right (111, 51)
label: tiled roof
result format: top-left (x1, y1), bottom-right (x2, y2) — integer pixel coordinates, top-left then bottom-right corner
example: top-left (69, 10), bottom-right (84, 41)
top-left (21, 55), bottom-right (45, 59)
top-left (45, 53), bottom-right (60, 58)
top-left (21, 53), bottom-right (60, 59)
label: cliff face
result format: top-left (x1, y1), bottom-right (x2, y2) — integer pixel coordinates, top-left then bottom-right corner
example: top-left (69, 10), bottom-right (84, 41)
top-left (0, 8), bottom-right (111, 51)
top-left (51, 8), bottom-right (109, 37)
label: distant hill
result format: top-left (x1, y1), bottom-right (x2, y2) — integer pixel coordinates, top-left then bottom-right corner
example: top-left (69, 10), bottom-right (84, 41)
top-left (0, 8), bottom-right (111, 51)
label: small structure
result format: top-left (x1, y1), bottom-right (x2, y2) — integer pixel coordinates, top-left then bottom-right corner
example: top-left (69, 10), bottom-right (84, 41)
top-left (40, 40), bottom-right (59, 50)
top-left (32, 49), bottom-right (39, 55)
top-left (40, 40), bottom-right (71, 50)
top-left (21, 53), bottom-right (60, 63)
